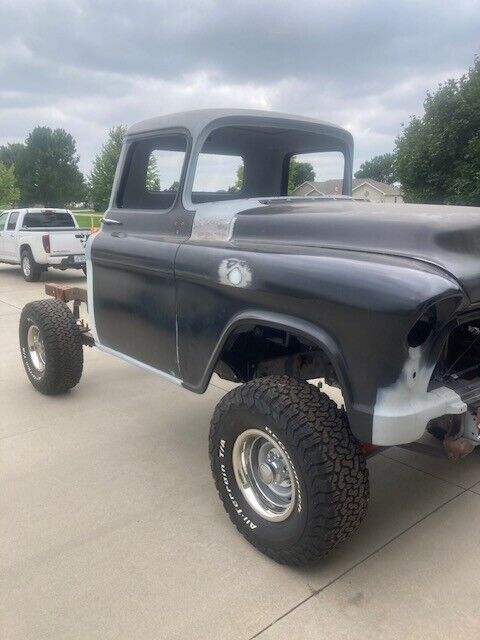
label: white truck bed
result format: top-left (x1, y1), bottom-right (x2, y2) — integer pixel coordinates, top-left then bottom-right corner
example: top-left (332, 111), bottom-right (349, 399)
top-left (0, 208), bottom-right (91, 280)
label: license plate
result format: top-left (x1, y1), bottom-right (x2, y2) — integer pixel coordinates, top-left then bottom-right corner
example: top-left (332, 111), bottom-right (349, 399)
top-left (73, 255), bottom-right (85, 264)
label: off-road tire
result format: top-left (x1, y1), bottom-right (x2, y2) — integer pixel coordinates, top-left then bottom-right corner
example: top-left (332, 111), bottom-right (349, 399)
top-left (209, 376), bottom-right (369, 565)
top-left (19, 299), bottom-right (83, 394)
top-left (21, 248), bottom-right (42, 282)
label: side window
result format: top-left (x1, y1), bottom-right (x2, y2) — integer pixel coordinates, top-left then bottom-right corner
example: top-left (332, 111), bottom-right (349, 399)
top-left (0, 212), bottom-right (8, 231)
top-left (193, 154), bottom-right (244, 196)
top-left (145, 149), bottom-right (185, 194)
top-left (287, 152), bottom-right (345, 195)
top-left (119, 134), bottom-right (187, 210)
top-left (7, 211), bottom-right (19, 230)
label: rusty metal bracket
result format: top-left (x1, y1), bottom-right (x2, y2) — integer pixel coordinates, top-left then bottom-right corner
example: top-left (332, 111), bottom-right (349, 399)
top-left (45, 283), bottom-right (95, 347)
top-left (45, 283), bottom-right (88, 304)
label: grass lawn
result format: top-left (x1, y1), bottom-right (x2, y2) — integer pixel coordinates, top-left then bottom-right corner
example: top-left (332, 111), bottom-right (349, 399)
top-left (73, 210), bottom-right (103, 228)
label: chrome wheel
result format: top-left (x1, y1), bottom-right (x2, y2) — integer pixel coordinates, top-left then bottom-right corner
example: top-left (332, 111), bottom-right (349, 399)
top-left (22, 254), bottom-right (31, 277)
top-left (27, 324), bottom-right (46, 372)
top-left (232, 429), bottom-right (296, 522)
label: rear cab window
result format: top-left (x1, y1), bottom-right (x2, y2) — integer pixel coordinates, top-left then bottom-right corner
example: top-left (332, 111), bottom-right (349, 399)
top-left (193, 154), bottom-right (244, 199)
top-left (188, 124), bottom-right (348, 205)
top-left (23, 211), bottom-right (76, 228)
top-left (287, 152), bottom-right (345, 195)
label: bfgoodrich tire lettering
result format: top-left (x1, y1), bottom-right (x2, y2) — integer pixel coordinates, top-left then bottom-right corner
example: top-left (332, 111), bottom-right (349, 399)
top-left (19, 299), bottom-right (83, 394)
top-left (209, 376), bottom-right (369, 565)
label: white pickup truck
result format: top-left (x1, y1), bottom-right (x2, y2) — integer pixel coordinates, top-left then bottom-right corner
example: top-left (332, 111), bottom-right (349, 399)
top-left (0, 208), bottom-right (90, 281)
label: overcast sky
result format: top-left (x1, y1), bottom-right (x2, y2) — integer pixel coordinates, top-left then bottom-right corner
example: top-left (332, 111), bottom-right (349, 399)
top-left (1, 0), bottom-right (479, 177)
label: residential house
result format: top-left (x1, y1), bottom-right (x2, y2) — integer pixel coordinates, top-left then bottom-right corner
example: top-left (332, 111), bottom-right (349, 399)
top-left (292, 178), bottom-right (403, 203)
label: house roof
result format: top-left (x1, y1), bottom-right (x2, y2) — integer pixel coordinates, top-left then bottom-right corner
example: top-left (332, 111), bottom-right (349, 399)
top-left (295, 178), bottom-right (402, 196)
top-left (352, 179), bottom-right (402, 196)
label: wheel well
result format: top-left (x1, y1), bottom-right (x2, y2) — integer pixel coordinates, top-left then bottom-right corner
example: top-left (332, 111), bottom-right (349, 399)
top-left (20, 244), bottom-right (31, 256)
top-left (213, 323), bottom-right (340, 388)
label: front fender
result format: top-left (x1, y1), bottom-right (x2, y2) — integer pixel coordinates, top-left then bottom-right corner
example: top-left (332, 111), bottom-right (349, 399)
top-left (183, 309), bottom-right (352, 402)
top-left (176, 242), bottom-right (466, 443)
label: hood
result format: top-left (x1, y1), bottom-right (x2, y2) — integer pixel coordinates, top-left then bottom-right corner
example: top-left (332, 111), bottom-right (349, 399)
top-left (233, 199), bottom-right (480, 303)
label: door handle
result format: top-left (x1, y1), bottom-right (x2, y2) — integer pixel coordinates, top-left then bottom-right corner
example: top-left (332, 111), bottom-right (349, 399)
top-left (102, 218), bottom-right (123, 226)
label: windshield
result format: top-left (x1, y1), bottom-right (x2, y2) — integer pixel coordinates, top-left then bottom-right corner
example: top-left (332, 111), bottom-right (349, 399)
top-left (23, 211), bottom-right (76, 228)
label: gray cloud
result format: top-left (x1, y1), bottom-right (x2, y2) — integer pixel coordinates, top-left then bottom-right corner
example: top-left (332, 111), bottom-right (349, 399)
top-left (0, 0), bottom-right (479, 174)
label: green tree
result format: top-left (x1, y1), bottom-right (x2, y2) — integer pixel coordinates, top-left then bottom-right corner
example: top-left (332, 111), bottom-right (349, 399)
top-left (0, 142), bottom-right (26, 170)
top-left (396, 57), bottom-right (480, 204)
top-left (228, 164), bottom-right (244, 193)
top-left (145, 153), bottom-right (161, 192)
top-left (0, 161), bottom-right (20, 206)
top-left (15, 127), bottom-right (85, 206)
top-left (288, 159), bottom-right (315, 194)
top-left (355, 153), bottom-right (397, 184)
top-left (451, 134), bottom-right (480, 205)
top-left (0, 143), bottom-right (27, 203)
top-left (89, 125), bottom-right (127, 212)
top-left (167, 180), bottom-right (180, 192)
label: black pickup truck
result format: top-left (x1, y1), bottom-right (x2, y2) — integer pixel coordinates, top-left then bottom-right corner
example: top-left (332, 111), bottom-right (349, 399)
top-left (19, 109), bottom-right (480, 565)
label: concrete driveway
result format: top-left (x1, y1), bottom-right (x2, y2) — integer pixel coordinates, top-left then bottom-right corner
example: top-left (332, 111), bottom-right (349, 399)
top-left (1, 263), bottom-right (480, 639)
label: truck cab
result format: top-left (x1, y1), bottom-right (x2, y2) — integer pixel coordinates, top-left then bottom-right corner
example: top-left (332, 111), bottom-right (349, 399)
top-left (87, 109), bottom-right (353, 382)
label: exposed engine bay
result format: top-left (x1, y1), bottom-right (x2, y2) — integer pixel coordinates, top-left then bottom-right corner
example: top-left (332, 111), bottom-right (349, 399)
top-left (429, 319), bottom-right (480, 460)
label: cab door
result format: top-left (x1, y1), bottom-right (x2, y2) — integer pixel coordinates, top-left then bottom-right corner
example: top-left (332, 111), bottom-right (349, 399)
top-left (0, 211), bottom-right (9, 258)
top-left (3, 211), bottom-right (20, 259)
top-left (89, 132), bottom-right (191, 378)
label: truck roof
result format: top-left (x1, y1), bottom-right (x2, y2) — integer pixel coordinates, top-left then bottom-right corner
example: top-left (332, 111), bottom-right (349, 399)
top-left (3, 208), bottom-right (71, 214)
top-left (127, 108), bottom-right (352, 144)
